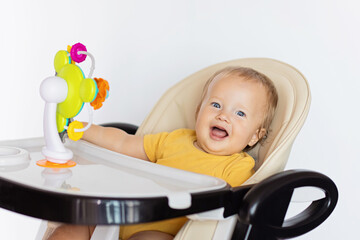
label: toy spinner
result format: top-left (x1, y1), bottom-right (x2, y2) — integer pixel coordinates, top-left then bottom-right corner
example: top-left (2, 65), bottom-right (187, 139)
top-left (38, 43), bottom-right (109, 168)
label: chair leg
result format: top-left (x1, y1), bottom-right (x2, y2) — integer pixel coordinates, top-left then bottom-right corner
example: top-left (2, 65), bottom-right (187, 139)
top-left (35, 221), bottom-right (62, 240)
top-left (90, 225), bottom-right (120, 240)
top-left (174, 220), bottom-right (217, 240)
top-left (212, 216), bottom-right (237, 240)
top-left (174, 216), bottom-right (237, 240)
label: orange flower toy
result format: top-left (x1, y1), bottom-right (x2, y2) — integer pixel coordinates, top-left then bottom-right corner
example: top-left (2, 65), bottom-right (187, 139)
top-left (39, 43), bottom-right (109, 168)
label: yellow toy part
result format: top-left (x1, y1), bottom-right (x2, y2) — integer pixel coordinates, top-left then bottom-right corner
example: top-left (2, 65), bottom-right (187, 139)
top-left (67, 121), bottom-right (84, 141)
top-left (54, 50), bottom-right (71, 73)
top-left (80, 78), bottom-right (98, 103)
top-left (56, 112), bottom-right (68, 133)
top-left (57, 64), bottom-right (85, 119)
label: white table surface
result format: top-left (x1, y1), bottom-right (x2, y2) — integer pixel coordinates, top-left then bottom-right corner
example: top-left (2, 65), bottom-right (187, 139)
top-left (0, 138), bottom-right (227, 210)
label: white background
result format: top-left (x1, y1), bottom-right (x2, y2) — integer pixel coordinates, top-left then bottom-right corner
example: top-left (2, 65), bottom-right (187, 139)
top-left (0, 0), bottom-right (359, 239)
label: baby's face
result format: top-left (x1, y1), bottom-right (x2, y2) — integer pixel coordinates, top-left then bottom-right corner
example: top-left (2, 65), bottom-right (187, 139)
top-left (195, 75), bottom-right (268, 155)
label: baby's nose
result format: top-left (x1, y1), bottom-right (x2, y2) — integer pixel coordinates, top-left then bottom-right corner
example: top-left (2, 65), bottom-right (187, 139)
top-left (216, 112), bottom-right (230, 122)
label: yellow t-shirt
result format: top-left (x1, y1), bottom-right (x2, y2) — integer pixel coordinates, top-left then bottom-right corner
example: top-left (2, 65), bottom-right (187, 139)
top-left (119, 128), bottom-right (255, 239)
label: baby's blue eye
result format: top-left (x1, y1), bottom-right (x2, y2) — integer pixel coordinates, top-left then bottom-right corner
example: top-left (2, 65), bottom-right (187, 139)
top-left (211, 102), bottom-right (221, 108)
top-left (236, 111), bottom-right (246, 117)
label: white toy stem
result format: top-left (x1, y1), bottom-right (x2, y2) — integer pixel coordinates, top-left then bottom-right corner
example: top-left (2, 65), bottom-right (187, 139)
top-left (40, 76), bottom-right (73, 163)
top-left (43, 102), bottom-right (68, 152)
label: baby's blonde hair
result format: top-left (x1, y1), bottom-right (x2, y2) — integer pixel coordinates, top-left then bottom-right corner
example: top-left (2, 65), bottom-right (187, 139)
top-left (195, 67), bottom-right (278, 150)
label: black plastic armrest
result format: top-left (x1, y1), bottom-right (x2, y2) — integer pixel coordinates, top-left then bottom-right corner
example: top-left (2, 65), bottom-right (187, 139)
top-left (100, 122), bottom-right (139, 135)
top-left (237, 169), bottom-right (338, 239)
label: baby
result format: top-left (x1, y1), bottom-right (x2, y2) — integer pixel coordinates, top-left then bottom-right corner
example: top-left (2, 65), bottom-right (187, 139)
top-left (48, 66), bottom-right (278, 240)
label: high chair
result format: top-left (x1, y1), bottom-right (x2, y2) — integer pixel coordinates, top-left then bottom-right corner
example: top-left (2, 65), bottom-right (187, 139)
top-left (0, 58), bottom-right (337, 240)
top-left (97, 58), bottom-right (337, 239)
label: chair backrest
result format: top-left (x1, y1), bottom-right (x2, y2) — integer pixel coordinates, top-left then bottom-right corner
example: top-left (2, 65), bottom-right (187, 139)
top-left (136, 58), bottom-right (311, 185)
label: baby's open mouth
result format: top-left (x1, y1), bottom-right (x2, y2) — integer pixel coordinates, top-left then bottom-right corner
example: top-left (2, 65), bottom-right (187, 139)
top-left (211, 126), bottom-right (228, 139)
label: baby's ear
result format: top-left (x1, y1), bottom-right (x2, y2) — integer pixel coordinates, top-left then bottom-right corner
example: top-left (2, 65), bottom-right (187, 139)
top-left (258, 128), bottom-right (267, 140)
top-left (248, 128), bottom-right (267, 147)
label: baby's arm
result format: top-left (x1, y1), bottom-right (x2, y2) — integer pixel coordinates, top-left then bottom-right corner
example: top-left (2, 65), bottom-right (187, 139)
top-left (82, 123), bottom-right (149, 161)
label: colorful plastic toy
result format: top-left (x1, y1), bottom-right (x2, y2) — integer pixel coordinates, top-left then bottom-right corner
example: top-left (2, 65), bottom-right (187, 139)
top-left (39, 43), bottom-right (109, 167)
